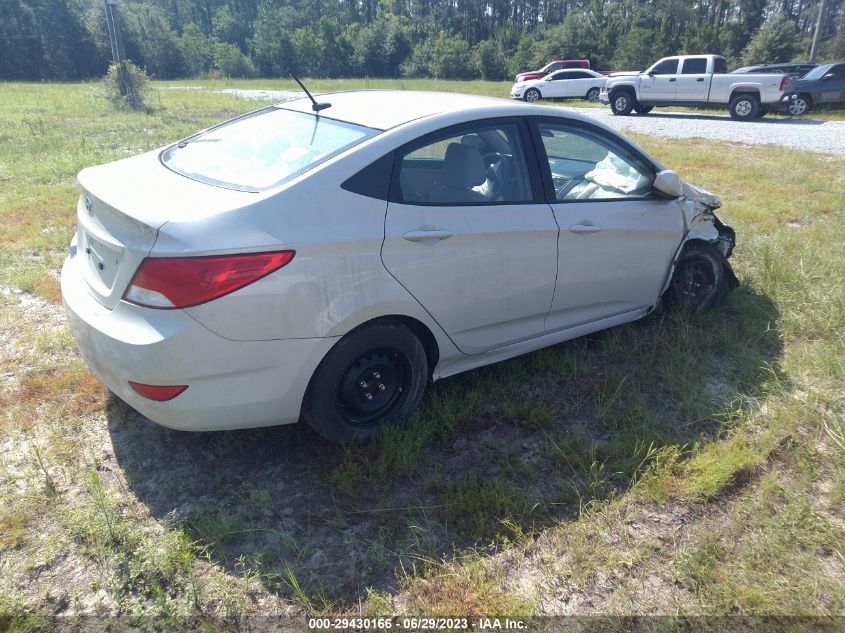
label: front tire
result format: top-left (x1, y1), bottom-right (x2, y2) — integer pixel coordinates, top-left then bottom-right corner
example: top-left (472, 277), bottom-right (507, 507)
top-left (666, 243), bottom-right (735, 313)
top-left (788, 94), bottom-right (811, 116)
top-left (524, 88), bottom-right (541, 103)
top-left (729, 94), bottom-right (759, 120)
top-left (303, 321), bottom-right (428, 444)
top-left (586, 87), bottom-right (601, 102)
top-left (610, 90), bottom-right (634, 115)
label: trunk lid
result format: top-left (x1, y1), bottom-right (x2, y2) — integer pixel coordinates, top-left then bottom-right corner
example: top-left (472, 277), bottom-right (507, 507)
top-left (76, 149), bottom-right (260, 309)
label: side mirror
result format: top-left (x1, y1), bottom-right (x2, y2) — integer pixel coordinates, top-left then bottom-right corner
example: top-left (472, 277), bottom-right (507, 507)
top-left (822, 73), bottom-right (834, 80)
top-left (646, 70), bottom-right (655, 76)
top-left (653, 170), bottom-right (683, 198)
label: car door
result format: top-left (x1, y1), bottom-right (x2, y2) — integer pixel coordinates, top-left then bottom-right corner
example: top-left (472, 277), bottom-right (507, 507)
top-left (544, 71), bottom-right (572, 98)
top-left (818, 64), bottom-right (845, 104)
top-left (676, 57), bottom-right (710, 100)
top-left (563, 71), bottom-right (594, 97)
top-left (529, 118), bottom-right (685, 330)
top-left (382, 119), bottom-right (559, 355)
top-left (640, 58), bottom-right (679, 100)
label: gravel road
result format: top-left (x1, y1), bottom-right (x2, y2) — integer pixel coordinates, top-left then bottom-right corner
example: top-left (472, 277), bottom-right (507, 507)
top-left (215, 88), bottom-right (845, 156)
top-left (564, 106), bottom-right (845, 156)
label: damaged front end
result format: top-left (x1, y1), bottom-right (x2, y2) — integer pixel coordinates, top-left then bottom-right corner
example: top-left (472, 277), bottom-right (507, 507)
top-left (681, 183), bottom-right (736, 261)
top-left (656, 182), bottom-right (739, 312)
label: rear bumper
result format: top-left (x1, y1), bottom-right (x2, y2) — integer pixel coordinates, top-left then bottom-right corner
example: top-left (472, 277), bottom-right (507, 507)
top-left (61, 249), bottom-right (338, 431)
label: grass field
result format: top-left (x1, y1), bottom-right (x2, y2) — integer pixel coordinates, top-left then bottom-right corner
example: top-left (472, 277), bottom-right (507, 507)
top-left (0, 79), bottom-right (843, 628)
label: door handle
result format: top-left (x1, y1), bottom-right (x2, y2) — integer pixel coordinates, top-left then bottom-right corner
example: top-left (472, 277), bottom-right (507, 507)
top-left (402, 228), bottom-right (453, 242)
top-left (697, 78), bottom-right (705, 82)
top-left (569, 223), bottom-right (602, 234)
top-left (669, 78), bottom-right (677, 82)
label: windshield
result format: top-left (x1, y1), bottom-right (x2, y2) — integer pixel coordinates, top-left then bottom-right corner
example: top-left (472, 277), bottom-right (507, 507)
top-left (801, 65), bottom-right (830, 81)
top-left (161, 107), bottom-right (378, 192)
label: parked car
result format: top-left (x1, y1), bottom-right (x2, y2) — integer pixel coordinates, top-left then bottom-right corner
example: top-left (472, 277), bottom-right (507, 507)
top-left (62, 90), bottom-right (737, 444)
top-left (732, 63), bottom-right (817, 80)
top-left (600, 54), bottom-right (791, 120)
top-left (511, 69), bottom-right (607, 102)
top-left (515, 59), bottom-right (590, 82)
top-left (781, 62), bottom-right (845, 115)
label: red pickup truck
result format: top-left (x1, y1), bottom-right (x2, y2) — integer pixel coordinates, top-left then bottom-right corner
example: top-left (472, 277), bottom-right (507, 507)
top-left (515, 60), bottom-right (591, 82)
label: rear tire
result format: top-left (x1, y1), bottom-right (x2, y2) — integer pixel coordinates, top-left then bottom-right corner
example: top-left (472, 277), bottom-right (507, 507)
top-left (729, 94), bottom-right (759, 120)
top-left (303, 321), bottom-right (427, 444)
top-left (633, 105), bottom-right (653, 114)
top-left (665, 243), bottom-right (735, 314)
top-left (610, 90), bottom-right (634, 115)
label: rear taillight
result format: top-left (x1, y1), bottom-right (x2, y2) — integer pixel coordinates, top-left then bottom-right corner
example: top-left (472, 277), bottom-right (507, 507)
top-left (779, 75), bottom-right (789, 91)
top-left (128, 381), bottom-right (188, 401)
top-left (123, 250), bottom-right (295, 309)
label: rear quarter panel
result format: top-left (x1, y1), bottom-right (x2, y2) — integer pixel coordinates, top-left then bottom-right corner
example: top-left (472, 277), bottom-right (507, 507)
top-left (708, 74), bottom-right (789, 104)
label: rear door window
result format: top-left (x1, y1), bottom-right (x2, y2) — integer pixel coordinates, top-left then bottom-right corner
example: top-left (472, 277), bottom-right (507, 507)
top-left (681, 58), bottom-right (708, 74)
top-left (397, 123), bottom-right (533, 205)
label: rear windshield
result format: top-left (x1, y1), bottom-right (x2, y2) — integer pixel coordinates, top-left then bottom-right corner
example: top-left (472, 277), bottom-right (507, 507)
top-left (161, 107), bottom-right (378, 192)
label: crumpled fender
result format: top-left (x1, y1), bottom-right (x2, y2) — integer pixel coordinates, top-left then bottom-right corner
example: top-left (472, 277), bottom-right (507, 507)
top-left (653, 180), bottom-right (738, 309)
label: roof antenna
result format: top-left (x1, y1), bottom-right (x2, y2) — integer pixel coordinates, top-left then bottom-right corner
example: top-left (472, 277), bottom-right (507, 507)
top-left (289, 70), bottom-right (331, 113)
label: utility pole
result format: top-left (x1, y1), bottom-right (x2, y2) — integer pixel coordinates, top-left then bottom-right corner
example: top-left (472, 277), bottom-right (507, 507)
top-left (809, 0), bottom-right (826, 63)
top-left (103, 0), bottom-right (139, 109)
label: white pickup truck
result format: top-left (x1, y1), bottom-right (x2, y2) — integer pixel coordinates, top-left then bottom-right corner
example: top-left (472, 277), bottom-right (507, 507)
top-left (600, 55), bottom-right (791, 120)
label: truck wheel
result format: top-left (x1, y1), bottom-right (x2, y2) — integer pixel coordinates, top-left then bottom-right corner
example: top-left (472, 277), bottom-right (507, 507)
top-left (788, 94), bottom-right (811, 116)
top-left (524, 88), bottom-right (541, 103)
top-left (586, 87), bottom-right (601, 102)
top-left (610, 91), bottom-right (634, 116)
top-left (633, 105), bottom-right (653, 114)
top-left (729, 94), bottom-right (759, 120)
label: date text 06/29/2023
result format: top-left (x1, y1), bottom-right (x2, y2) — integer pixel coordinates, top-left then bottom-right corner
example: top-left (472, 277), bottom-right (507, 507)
top-left (307, 617), bottom-right (527, 629)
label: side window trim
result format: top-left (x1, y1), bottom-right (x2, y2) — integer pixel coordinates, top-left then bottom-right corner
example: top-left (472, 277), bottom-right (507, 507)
top-left (388, 116), bottom-right (546, 206)
top-left (526, 116), bottom-right (660, 204)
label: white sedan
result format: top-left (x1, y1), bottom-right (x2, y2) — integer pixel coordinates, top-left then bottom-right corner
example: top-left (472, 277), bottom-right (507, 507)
top-left (62, 90), bottom-right (737, 444)
top-left (512, 69), bottom-right (608, 103)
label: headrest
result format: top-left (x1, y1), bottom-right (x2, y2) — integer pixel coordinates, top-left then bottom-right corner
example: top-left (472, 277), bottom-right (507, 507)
top-left (460, 134), bottom-right (485, 152)
top-left (440, 143), bottom-right (486, 189)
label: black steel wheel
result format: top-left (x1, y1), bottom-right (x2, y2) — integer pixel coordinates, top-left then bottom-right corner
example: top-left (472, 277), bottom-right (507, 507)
top-left (303, 321), bottom-right (427, 444)
top-left (335, 348), bottom-right (411, 428)
top-left (666, 243), bottom-right (735, 313)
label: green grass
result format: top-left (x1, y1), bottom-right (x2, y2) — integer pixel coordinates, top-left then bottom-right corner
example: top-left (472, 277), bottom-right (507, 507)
top-left (0, 79), bottom-right (843, 622)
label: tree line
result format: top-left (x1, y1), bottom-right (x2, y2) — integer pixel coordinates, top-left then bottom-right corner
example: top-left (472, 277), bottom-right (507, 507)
top-left (1, 0), bottom-right (843, 82)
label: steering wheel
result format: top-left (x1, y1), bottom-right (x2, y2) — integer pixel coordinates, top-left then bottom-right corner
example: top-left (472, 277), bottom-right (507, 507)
top-left (556, 176), bottom-right (587, 200)
top-left (483, 152), bottom-right (511, 197)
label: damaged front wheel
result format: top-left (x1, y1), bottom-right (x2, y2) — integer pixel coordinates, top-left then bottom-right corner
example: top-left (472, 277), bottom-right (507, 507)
top-left (666, 243), bottom-right (736, 313)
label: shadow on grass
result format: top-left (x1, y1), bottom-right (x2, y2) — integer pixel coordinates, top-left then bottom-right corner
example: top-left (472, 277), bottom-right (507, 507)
top-left (109, 287), bottom-right (783, 608)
